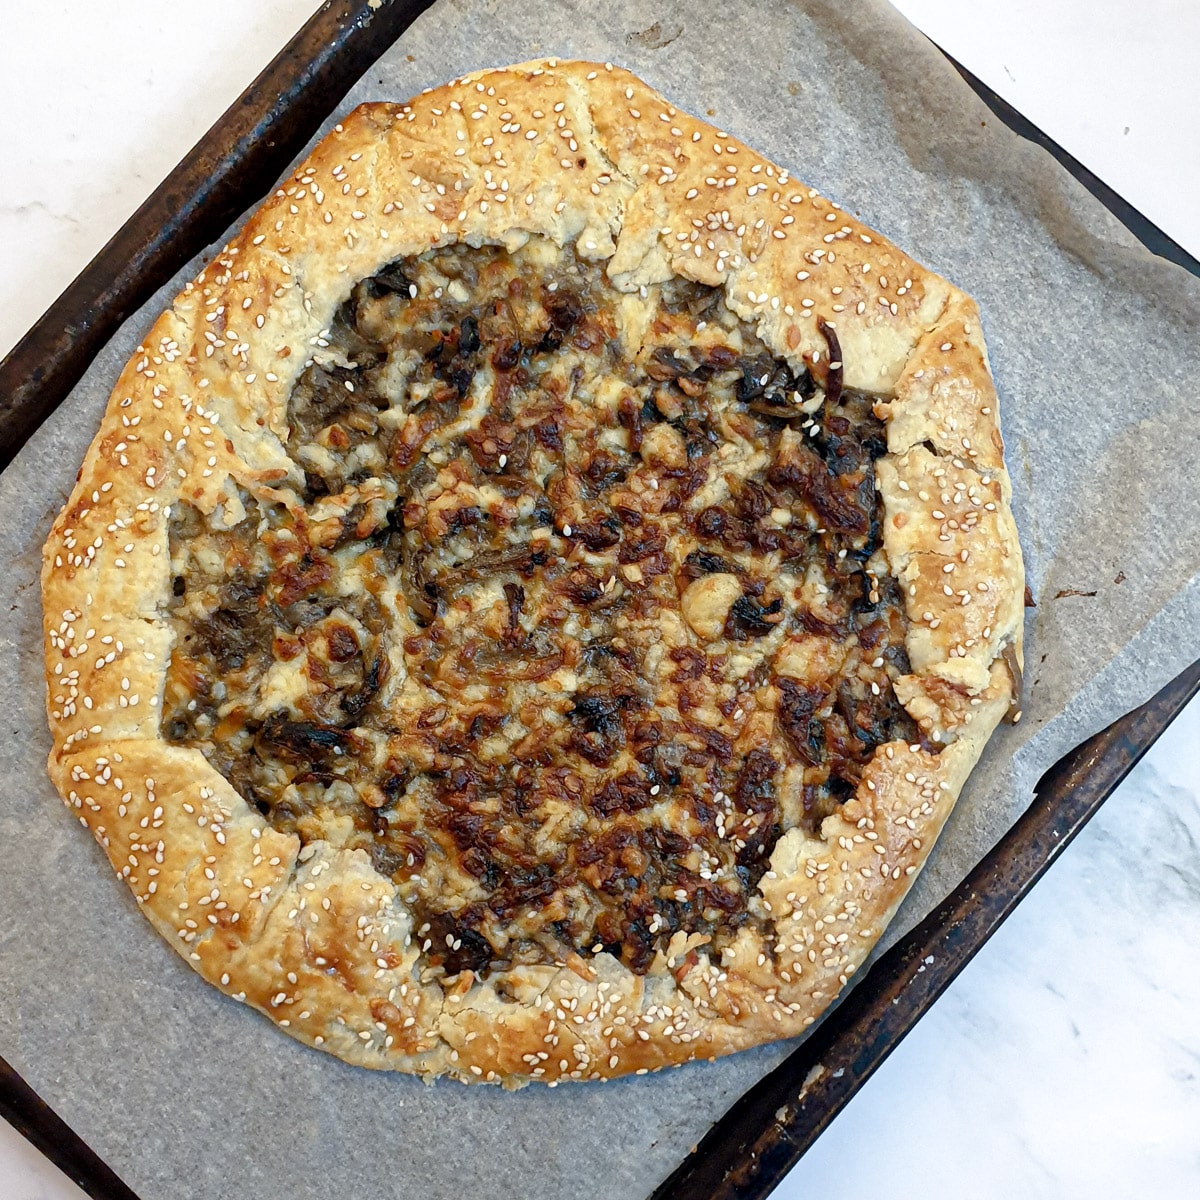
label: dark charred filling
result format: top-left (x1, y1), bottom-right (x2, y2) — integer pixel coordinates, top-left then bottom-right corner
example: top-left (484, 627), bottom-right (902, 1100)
top-left (162, 238), bottom-right (928, 982)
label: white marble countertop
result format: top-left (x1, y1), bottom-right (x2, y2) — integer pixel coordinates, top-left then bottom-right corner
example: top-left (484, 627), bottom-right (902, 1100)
top-left (1, 2), bottom-right (1197, 1197)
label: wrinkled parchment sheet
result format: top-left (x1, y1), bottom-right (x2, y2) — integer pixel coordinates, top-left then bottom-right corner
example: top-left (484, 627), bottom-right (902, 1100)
top-left (2, 2), bottom-right (1198, 1197)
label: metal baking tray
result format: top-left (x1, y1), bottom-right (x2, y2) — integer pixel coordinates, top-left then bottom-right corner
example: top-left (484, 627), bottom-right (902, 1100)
top-left (2, 3), bottom-right (1198, 1197)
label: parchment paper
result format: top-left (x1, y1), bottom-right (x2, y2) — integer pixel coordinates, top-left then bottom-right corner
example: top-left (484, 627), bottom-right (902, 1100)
top-left (2, 2), bottom-right (1198, 1197)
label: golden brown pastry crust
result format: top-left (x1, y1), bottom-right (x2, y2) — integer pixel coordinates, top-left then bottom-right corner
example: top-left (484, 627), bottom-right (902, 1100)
top-left (41, 59), bottom-right (1023, 1084)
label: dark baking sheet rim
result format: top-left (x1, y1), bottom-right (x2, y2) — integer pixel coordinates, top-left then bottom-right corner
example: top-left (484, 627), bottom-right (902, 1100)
top-left (2, 4), bottom-right (1198, 1198)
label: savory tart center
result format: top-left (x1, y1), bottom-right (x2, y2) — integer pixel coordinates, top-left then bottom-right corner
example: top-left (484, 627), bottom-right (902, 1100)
top-left (162, 236), bottom-right (924, 979)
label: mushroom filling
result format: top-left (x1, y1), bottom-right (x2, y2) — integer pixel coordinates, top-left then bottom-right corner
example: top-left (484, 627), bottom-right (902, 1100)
top-left (162, 236), bottom-right (928, 979)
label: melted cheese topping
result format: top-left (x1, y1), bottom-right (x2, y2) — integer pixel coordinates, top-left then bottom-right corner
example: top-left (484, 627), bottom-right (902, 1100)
top-left (162, 238), bottom-right (924, 980)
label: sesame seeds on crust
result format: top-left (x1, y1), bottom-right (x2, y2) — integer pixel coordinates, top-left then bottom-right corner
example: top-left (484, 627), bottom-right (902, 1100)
top-left (41, 60), bottom-right (1024, 1084)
